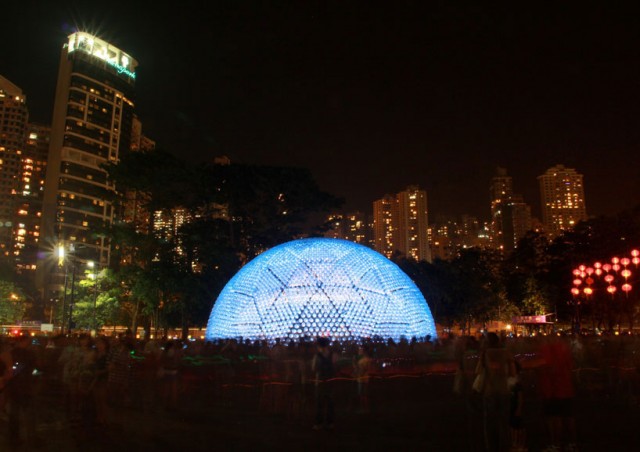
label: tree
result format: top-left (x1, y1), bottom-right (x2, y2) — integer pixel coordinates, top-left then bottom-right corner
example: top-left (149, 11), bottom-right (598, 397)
top-left (0, 281), bottom-right (28, 324)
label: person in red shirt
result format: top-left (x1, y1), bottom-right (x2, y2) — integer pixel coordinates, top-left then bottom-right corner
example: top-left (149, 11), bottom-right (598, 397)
top-left (535, 334), bottom-right (577, 452)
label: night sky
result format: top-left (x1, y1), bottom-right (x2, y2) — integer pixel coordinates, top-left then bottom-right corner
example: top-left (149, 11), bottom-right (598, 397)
top-left (3, 2), bottom-right (640, 221)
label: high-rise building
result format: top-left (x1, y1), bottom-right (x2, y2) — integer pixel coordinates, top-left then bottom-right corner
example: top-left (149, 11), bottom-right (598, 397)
top-left (324, 211), bottom-right (370, 245)
top-left (0, 75), bottom-right (29, 256)
top-left (14, 124), bottom-right (50, 277)
top-left (373, 186), bottom-right (430, 262)
top-left (489, 167), bottom-right (532, 252)
top-left (373, 194), bottom-right (398, 258)
top-left (538, 164), bottom-right (587, 237)
top-left (38, 32), bottom-right (138, 300)
top-left (396, 186), bottom-right (430, 261)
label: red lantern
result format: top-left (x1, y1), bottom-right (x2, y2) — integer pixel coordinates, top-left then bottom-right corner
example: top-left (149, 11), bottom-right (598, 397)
top-left (633, 257), bottom-right (640, 266)
top-left (586, 277), bottom-right (594, 285)
top-left (594, 262), bottom-right (602, 269)
top-left (572, 269), bottom-right (581, 276)
top-left (621, 257), bottom-right (631, 266)
top-left (612, 264), bottom-right (621, 272)
top-left (586, 267), bottom-right (594, 275)
top-left (605, 275), bottom-right (615, 283)
top-left (571, 288), bottom-right (580, 296)
top-left (612, 257), bottom-right (620, 264)
top-left (607, 285), bottom-right (617, 294)
top-left (595, 268), bottom-right (603, 276)
top-left (631, 249), bottom-right (639, 257)
top-left (622, 283), bottom-right (632, 293)
top-left (579, 264), bottom-right (586, 271)
top-left (584, 287), bottom-right (593, 295)
top-left (621, 269), bottom-right (632, 279)
top-left (603, 264), bottom-right (612, 272)
top-left (573, 278), bottom-right (582, 286)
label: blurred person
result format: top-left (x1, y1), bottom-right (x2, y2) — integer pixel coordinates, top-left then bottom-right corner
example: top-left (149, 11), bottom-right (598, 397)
top-left (535, 334), bottom-right (577, 452)
top-left (353, 344), bottom-right (373, 413)
top-left (158, 340), bottom-right (182, 410)
top-left (475, 332), bottom-right (516, 451)
top-left (509, 360), bottom-right (527, 452)
top-left (311, 336), bottom-right (337, 430)
top-left (91, 336), bottom-right (110, 426)
top-left (6, 335), bottom-right (39, 447)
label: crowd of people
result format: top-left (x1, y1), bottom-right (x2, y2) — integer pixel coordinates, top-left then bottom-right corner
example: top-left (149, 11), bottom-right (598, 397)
top-left (0, 330), bottom-right (638, 449)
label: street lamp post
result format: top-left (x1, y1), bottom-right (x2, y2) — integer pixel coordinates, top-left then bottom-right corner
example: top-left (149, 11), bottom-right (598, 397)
top-left (88, 261), bottom-right (99, 335)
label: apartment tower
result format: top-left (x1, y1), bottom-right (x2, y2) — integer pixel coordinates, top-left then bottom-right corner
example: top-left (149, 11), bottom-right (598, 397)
top-left (538, 164), bottom-right (587, 237)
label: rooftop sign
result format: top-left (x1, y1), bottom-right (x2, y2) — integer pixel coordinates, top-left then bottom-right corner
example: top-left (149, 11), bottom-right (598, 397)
top-left (67, 32), bottom-right (137, 80)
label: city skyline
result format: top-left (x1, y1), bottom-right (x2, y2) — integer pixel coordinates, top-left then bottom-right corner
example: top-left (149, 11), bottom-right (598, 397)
top-left (2, 2), bottom-right (639, 220)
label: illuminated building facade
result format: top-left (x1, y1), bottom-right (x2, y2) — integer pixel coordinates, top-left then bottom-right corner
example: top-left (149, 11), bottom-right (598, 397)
top-left (0, 76), bottom-right (29, 256)
top-left (373, 186), bottom-right (430, 261)
top-left (40, 32), bottom-right (137, 273)
top-left (14, 124), bottom-right (49, 276)
top-left (206, 238), bottom-right (438, 343)
top-left (324, 211), bottom-right (370, 246)
top-left (373, 194), bottom-right (397, 258)
top-left (396, 186), bottom-right (430, 261)
top-left (489, 167), bottom-right (532, 252)
top-left (538, 164), bottom-right (587, 237)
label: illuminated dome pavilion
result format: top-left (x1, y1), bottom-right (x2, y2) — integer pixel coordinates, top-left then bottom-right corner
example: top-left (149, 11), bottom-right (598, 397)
top-left (205, 238), bottom-right (437, 343)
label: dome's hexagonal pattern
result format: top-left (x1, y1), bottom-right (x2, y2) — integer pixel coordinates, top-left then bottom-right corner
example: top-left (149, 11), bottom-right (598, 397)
top-left (205, 238), bottom-right (437, 342)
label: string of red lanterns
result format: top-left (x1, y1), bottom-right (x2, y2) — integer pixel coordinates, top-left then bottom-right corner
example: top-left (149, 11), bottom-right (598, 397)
top-left (571, 249), bottom-right (639, 298)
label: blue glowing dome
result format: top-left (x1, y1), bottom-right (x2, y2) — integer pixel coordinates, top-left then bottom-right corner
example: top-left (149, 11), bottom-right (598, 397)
top-left (205, 238), bottom-right (437, 342)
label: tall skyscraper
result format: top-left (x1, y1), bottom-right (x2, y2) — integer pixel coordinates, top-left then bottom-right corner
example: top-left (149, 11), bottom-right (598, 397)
top-left (39, 32), bottom-right (138, 299)
top-left (14, 124), bottom-right (50, 277)
top-left (373, 186), bottom-right (431, 262)
top-left (489, 167), bottom-right (532, 252)
top-left (373, 194), bottom-right (397, 258)
top-left (396, 186), bottom-right (430, 261)
top-left (538, 164), bottom-right (587, 237)
top-left (0, 75), bottom-right (29, 256)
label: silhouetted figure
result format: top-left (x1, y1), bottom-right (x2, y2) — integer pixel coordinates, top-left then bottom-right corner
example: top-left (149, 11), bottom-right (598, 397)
top-left (6, 335), bottom-right (38, 447)
top-left (311, 336), bottom-right (336, 430)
